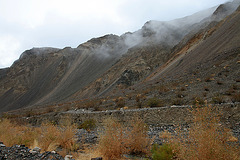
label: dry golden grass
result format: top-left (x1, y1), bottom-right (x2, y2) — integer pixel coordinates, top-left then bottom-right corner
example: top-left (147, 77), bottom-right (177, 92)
top-left (75, 145), bottom-right (101, 160)
top-left (126, 117), bottom-right (151, 155)
top-left (0, 119), bottom-right (38, 147)
top-left (37, 123), bottom-right (62, 151)
top-left (162, 105), bottom-right (240, 160)
top-left (97, 117), bottom-right (151, 160)
top-left (98, 118), bottom-right (126, 160)
top-left (0, 119), bottom-right (78, 157)
top-left (1, 104), bottom-right (239, 160)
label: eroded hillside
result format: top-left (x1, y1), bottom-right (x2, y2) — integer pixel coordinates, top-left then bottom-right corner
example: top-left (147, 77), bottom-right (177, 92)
top-left (0, 0), bottom-right (239, 114)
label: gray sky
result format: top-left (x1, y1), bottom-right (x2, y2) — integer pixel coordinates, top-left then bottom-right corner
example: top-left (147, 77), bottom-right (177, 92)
top-left (0, 0), bottom-right (230, 68)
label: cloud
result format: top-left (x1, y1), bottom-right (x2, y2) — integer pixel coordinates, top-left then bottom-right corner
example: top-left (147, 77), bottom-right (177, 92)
top-left (0, 35), bottom-right (21, 68)
top-left (0, 0), bottom-right (231, 68)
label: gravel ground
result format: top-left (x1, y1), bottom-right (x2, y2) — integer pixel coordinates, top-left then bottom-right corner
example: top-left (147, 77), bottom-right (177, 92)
top-left (1, 124), bottom-right (239, 160)
top-left (76, 124), bottom-right (240, 145)
top-left (0, 143), bottom-right (64, 160)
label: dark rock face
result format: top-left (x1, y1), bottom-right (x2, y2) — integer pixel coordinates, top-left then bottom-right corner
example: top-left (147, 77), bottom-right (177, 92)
top-left (117, 70), bottom-right (141, 86)
top-left (0, 68), bottom-right (8, 80)
top-left (0, 144), bottom-right (64, 160)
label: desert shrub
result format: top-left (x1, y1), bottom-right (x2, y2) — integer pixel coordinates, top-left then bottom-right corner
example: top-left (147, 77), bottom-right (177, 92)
top-left (115, 97), bottom-right (125, 108)
top-left (0, 119), bottom-right (78, 157)
top-left (216, 80), bottom-right (223, 85)
top-left (98, 118), bottom-right (126, 160)
top-left (151, 143), bottom-right (174, 160)
top-left (135, 94), bottom-right (147, 108)
top-left (46, 106), bottom-right (55, 113)
top-left (2, 113), bottom-right (19, 119)
top-left (93, 106), bottom-right (103, 111)
top-left (176, 91), bottom-right (184, 98)
top-left (58, 125), bottom-right (78, 152)
top-left (172, 98), bottom-right (184, 105)
top-left (232, 84), bottom-right (239, 90)
top-left (84, 100), bottom-right (96, 108)
top-left (231, 92), bottom-right (240, 102)
top-left (192, 97), bottom-right (205, 105)
top-left (37, 123), bottom-right (62, 151)
top-left (225, 88), bottom-right (235, 95)
top-left (126, 118), bottom-right (150, 155)
top-left (205, 76), bottom-right (213, 82)
top-left (147, 97), bottom-right (162, 107)
top-left (136, 101), bottom-right (143, 108)
top-left (135, 94), bottom-right (142, 102)
top-left (78, 119), bottom-right (96, 131)
top-left (62, 106), bottom-right (71, 112)
top-left (212, 94), bottom-right (225, 104)
top-left (158, 85), bottom-right (170, 94)
top-left (0, 119), bottom-right (38, 147)
top-left (98, 117), bottom-right (151, 159)
top-left (26, 109), bottom-right (35, 117)
top-left (180, 86), bottom-right (186, 91)
top-left (202, 92), bottom-right (207, 97)
top-left (167, 105), bottom-right (240, 160)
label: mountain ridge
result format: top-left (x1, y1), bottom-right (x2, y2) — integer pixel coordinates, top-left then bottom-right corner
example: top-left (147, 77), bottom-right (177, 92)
top-left (0, 1), bottom-right (239, 113)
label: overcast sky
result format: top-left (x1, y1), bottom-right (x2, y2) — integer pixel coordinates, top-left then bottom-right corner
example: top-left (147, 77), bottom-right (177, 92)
top-left (0, 0), bottom-right (230, 68)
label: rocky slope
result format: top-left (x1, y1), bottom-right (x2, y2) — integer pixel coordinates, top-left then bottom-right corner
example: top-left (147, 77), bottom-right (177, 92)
top-left (67, 0), bottom-right (240, 101)
top-left (0, 35), bottom-right (127, 112)
top-left (0, 0), bottom-right (239, 113)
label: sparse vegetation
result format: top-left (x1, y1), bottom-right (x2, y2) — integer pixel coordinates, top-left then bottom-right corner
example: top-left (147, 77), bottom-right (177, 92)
top-left (212, 94), bottom-right (225, 104)
top-left (98, 117), bottom-right (151, 159)
top-left (0, 119), bottom-right (37, 147)
top-left (78, 119), bottom-right (96, 131)
top-left (126, 118), bottom-right (151, 155)
top-left (147, 97), bottom-right (163, 107)
top-left (231, 92), bottom-right (240, 102)
top-left (0, 119), bottom-right (78, 157)
top-left (158, 85), bottom-right (170, 94)
top-left (204, 76), bottom-right (213, 82)
top-left (176, 91), bottom-right (184, 98)
top-left (225, 88), bottom-right (235, 95)
top-left (0, 2), bottom-right (239, 159)
top-left (172, 98), bottom-right (184, 105)
top-left (216, 80), bottom-right (223, 85)
top-left (98, 118), bottom-right (126, 159)
top-left (115, 97), bottom-right (125, 108)
top-left (161, 105), bottom-right (240, 160)
top-left (1, 102), bottom-right (240, 160)
top-left (151, 143), bottom-right (174, 160)
top-left (192, 97), bottom-right (205, 105)
top-left (180, 86), bottom-right (186, 91)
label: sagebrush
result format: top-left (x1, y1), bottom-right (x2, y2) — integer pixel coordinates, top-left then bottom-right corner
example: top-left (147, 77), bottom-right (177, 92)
top-left (161, 105), bottom-right (240, 160)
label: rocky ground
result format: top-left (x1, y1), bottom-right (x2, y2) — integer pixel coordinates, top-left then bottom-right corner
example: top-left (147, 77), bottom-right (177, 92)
top-left (0, 142), bottom-right (67, 160)
top-left (76, 124), bottom-right (240, 146)
top-left (1, 125), bottom-right (239, 160)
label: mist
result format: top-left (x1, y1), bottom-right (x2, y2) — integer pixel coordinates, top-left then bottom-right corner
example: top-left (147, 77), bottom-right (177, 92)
top-left (74, 0), bottom-right (239, 62)
top-left (17, 0), bottom-right (240, 64)
top-left (120, 0), bottom-right (239, 51)
top-left (0, 0), bottom-right (233, 68)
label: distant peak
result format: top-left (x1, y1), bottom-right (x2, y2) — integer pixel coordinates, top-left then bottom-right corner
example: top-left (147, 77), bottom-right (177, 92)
top-left (213, 0), bottom-right (240, 17)
top-left (77, 34), bottom-right (120, 49)
top-left (213, 4), bottom-right (229, 16)
top-left (19, 47), bottom-right (60, 59)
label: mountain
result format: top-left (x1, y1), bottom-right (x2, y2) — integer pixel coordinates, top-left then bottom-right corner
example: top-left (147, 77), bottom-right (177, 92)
top-left (0, 0), bottom-right (239, 113)
top-left (0, 35), bottom-right (127, 112)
